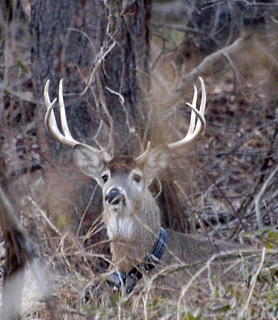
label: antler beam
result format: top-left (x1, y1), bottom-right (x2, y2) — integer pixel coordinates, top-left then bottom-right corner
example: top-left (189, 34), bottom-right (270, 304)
top-left (44, 79), bottom-right (81, 148)
top-left (167, 76), bottom-right (206, 151)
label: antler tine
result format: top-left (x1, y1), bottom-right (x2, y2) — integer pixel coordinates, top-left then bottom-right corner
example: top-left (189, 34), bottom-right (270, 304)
top-left (44, 79), bottom-right (82, 148)
top-left (44, 79), bottom-right (112, 161)
top-left (135, 141), bottom-right (151, 162)
top-left (167, 77), bottom-right (206, 151)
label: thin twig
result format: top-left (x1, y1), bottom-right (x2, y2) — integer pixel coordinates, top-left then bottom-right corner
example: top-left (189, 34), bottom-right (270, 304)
top-left (238, 246), bottom-right (266, 320)
top-left (26, 196), bottom-right (62, 237)
top-left (255, 166), bottom-right (278, 229)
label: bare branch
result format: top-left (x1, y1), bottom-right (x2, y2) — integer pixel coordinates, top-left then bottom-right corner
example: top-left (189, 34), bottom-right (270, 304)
top-left (177, 36), bottom-right (244, 93)
top-left (255, 166), bottom-right (278, 229)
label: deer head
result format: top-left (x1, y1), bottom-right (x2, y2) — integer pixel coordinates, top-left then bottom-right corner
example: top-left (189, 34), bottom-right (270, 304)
top-left (44, 78), bottom-right (206, 275)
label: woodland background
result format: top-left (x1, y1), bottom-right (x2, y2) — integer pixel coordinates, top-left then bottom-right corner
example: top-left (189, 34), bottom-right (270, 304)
top-left (0, 0), bottom-right (278, 319)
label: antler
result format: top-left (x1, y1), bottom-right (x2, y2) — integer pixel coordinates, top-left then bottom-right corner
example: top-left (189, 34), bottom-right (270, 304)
top-left (45, 77), bottom-right (206, 161)
top-left (44, 79), bottom-right (110, 160)
top-left (167, 76), bottom-right (206, 151)
top-left (44, 79), bottom-right (82, 148)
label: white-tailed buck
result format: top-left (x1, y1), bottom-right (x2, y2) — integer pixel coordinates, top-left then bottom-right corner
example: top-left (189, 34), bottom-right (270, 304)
top-left (44, 78), bottom-right (237, 294)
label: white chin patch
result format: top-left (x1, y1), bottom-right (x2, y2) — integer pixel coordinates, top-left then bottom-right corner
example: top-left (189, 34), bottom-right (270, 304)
top-left (107, 215), bottom-right (134, 239)
top-left (109, 203), bottom-right (124, 213)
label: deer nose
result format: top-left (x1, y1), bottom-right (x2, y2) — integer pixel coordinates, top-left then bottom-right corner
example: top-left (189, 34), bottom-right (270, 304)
top-left (105, 188), bottom-right (125, 206)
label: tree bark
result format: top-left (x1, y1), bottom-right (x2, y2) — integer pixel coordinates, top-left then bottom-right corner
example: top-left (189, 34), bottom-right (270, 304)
top-left (31, 0), bottom-right (152, 232)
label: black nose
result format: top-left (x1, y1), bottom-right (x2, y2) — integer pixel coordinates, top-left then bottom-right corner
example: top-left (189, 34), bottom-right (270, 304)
top-left (105, 188), bottom-right (124, 205)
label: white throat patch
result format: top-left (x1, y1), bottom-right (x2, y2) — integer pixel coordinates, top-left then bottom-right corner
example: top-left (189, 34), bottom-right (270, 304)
top-left (107, 215), bottom-right (134, 239)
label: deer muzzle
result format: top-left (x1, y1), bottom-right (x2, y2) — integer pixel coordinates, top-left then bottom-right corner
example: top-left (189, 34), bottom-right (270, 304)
top-left (105, 188), bottom-right (126, 206)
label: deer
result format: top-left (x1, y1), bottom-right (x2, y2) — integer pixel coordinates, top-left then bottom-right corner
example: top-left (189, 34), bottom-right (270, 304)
top-left (44, 77), bottom-right (240, 295)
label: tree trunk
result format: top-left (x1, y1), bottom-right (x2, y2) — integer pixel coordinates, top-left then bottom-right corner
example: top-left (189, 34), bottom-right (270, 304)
top-left (31, 0), bottom-right (152, 232)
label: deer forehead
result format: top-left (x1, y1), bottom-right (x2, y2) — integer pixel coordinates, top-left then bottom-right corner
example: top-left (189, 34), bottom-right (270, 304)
top-left (107, 155), bottom-right (138, 174)
top-left (102, 155), bottom-right (143, 191)
top-left (104, 155), bottom-right (143, 180)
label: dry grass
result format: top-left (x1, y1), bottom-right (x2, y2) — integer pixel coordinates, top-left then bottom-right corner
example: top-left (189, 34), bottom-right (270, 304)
top-left (2, 218), bottom-right (278, 320)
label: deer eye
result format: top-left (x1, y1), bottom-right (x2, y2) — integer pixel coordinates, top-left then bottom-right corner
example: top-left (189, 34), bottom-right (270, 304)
top-left (101, 174), bottom-right (109, 183)
top-left (132, 173), bottom-right (142, 183)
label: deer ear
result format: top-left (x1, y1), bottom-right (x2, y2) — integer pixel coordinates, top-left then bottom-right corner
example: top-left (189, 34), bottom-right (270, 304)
top-left (142, 146), bottom-right (170, 185)
top-left (73, 144), bottom-right (106, 179)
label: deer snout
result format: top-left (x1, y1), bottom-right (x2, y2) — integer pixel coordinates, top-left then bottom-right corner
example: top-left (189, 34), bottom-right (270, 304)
top-left (105, 188), bottom-right (126, 206)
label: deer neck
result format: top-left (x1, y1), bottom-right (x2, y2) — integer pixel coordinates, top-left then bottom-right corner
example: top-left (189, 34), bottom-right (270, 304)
top-left (107, 227), bottom-right (168, 293)
top-left (104, 192), bottom-right (161, 274)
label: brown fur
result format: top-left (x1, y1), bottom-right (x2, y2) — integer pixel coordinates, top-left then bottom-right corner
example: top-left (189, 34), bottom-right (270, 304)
top-left (72, 144), bottom-right (242, 289)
